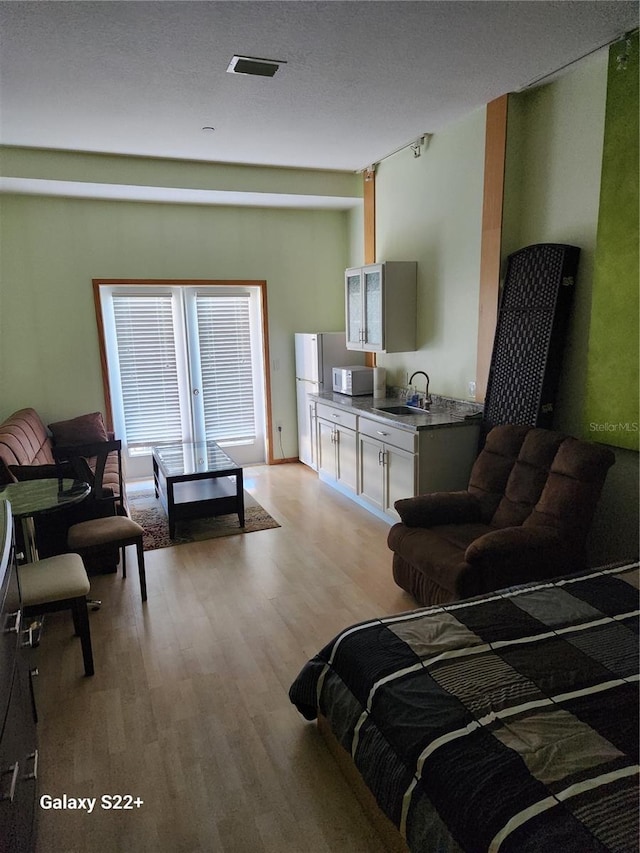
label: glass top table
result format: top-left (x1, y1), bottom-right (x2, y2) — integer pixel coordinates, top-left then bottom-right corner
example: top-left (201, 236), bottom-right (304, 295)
top-left (151, 441), bottom-right (244, 539)
top-left (0, 478), bottom-right (90, 561)
top-left (0, 478), bottom-right (90, 518)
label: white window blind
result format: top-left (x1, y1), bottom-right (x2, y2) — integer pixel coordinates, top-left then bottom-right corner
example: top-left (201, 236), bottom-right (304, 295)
top-left (112, 294), bottom-right (183, 447)
top-left (109, 290), bottom-right (258, 452)
top-left (195, 293), bottom-right (256, 443)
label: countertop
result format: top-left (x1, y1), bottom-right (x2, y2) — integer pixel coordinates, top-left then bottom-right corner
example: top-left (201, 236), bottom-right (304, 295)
top-left (312, 391), bottom-right (483, 432)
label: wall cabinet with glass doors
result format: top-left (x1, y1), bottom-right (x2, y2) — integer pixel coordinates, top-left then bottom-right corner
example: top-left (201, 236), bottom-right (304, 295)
top-left (345, 262), bottom-right (417, 353)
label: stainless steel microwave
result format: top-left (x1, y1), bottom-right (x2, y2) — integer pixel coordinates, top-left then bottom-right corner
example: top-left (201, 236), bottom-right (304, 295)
top-left (332, 366), bottom-right (374, 396)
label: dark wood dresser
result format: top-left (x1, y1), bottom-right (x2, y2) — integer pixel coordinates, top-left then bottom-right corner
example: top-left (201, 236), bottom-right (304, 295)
top-left (0, 499), bottom-right (37, 853)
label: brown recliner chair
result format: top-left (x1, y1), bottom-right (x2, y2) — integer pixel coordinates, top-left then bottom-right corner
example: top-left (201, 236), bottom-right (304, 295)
top-left (388, 424), bottom-right (616, 606)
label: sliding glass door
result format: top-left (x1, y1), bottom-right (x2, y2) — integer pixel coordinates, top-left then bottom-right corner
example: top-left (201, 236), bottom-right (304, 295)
top-left (98, 283), bottom-right (267, 479)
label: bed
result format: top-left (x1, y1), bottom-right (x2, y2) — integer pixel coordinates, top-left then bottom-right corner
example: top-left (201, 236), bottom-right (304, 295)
top-left (289, 562), bottom-right (639, 852)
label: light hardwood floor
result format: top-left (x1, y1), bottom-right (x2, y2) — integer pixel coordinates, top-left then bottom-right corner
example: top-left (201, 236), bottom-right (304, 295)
top-left (33, 462), bottom-right (416, 853)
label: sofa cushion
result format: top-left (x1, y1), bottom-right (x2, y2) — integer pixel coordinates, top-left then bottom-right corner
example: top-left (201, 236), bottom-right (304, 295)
top-left (467, 424), bottom-right (531, 522)
top-left (525, 437), bottom-right (615, 541)
top-left (48, 412), bottom-right (108, 446)
top-left (394, 491), bottom-right (482, 528)
top-left (0, 407), bottom-right (54, 467)
top-left (490, 428), bottom-right (566, 529)
top-left (47, 414), bottom-right (123, 507)
top-left (388, 521), bottom-right (490, 595)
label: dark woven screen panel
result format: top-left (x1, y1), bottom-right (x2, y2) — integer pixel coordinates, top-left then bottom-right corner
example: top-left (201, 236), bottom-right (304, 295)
top-left (482, 243), bottom-right (580, 442)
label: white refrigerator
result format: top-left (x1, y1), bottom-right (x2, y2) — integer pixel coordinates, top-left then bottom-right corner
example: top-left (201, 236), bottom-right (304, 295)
top-left (295, 332), bottom-right (364, 469)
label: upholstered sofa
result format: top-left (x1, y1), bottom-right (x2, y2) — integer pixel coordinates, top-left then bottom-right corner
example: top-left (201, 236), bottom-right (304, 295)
top-left (0, 407), bottom-right (123, 572)
top-left (388, 424), bottom-right (616, 606)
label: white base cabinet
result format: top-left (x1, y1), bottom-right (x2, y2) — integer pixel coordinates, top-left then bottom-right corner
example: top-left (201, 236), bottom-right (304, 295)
top-left (315, 402), bottom-right (480, 522)
top-left (359, 434), bottom-right (416, 517)
top-left (358, 416), bottom-right (417, 517)
top-left (317, 404), bottom-right (358, 495)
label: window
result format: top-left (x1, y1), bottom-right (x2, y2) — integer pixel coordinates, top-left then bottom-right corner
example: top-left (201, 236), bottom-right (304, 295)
top-left (192, 292), bottom-right (256, 444)
top-left (111, 293), bottom-right (183, 449)
top-left (96, 281), bottom-right (268, 478)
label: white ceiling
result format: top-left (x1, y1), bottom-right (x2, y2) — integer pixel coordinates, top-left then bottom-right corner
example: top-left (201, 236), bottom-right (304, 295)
top-left (0, 1), bottom-right (637, 174)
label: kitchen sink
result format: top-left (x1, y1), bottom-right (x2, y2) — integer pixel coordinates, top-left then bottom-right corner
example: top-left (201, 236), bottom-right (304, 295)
top-left (374, 404), bottom-right (468, 421)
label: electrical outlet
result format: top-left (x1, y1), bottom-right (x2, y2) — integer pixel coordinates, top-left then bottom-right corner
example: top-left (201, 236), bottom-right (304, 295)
top-left (276, 424), bottom-right (282, 433)
top-left (468, 380), bottom-right (476, 399)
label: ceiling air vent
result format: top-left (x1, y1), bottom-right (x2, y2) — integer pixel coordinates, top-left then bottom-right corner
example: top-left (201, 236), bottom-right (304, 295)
top-left (226, 55), bottom-right (286, 78)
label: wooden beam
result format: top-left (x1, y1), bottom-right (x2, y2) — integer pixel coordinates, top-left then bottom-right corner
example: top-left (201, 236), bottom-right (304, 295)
top-left (363, 167), bottom-right (376, 265)
top-left (363, 167), bottom-right (376, 367)
top-left (476, 95), bottom-right (508, 402)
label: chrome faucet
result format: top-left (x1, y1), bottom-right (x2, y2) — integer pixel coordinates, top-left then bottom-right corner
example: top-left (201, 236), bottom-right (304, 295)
top-left (409, 371), bottom-right (432, 407)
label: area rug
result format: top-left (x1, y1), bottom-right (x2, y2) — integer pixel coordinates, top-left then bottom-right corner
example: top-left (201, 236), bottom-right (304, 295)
top-left (127, 488), bottom-right (280, 551)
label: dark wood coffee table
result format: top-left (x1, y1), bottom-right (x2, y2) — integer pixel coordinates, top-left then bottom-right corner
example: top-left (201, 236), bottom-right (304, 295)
top-left (151, 441), bottom-right (244, 539)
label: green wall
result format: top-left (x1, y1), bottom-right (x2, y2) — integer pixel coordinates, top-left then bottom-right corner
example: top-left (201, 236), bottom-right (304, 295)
top-left (503, 51), bottom-right (609, 436)
top-left (585, 32), bottom-right (639, 452)
top-left (502, 48), bottom-right (638, 564)
top-left (0, 146), bottom-right (362, 201)
top-left (372, 108), bottom-right (485, 397)
top-left (0, 194), bottom-right (349, 458)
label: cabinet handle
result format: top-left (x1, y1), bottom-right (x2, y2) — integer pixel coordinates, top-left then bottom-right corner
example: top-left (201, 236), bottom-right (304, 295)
top-left (23, 750), bottom-right (38, 782)
top-left (0, 762), bottom-right (19, 803)
top-left (378, 450), bottom-right (383, 466)
top-left (21, 620), bottom-right (42, 649)
top-left (3, 609), bottom-right (21, 635)
top-left (331, 414), bottom-right (340, 419)
top-left (376, 431), bottom-right (389, 436)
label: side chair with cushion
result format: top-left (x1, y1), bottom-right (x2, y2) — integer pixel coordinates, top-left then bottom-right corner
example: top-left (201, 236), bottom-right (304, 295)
top-left (387, 424), bottom-right (616, 606)
top-left (19, 553), bottom-right (94, 677)
top-left (56, 441), bottom-right (148, 603)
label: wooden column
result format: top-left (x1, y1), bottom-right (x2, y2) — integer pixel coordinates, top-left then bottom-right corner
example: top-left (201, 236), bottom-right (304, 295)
top-left (476, 95), bottom-right (508, 401)
top-left (363, 167), bottom-right (376, 265)
top-left (363, 167), bottom-right (376, 367)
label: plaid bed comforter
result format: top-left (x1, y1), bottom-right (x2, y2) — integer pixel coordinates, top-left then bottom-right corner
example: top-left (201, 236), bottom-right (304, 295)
top-left (289, 563), bottom-right (639, 852)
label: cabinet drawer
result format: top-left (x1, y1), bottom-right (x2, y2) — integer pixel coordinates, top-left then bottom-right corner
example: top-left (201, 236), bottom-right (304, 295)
top-left (359, 417), bottom-right (416, 453)
top-left (316, 403), bottom-right (358, 431)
